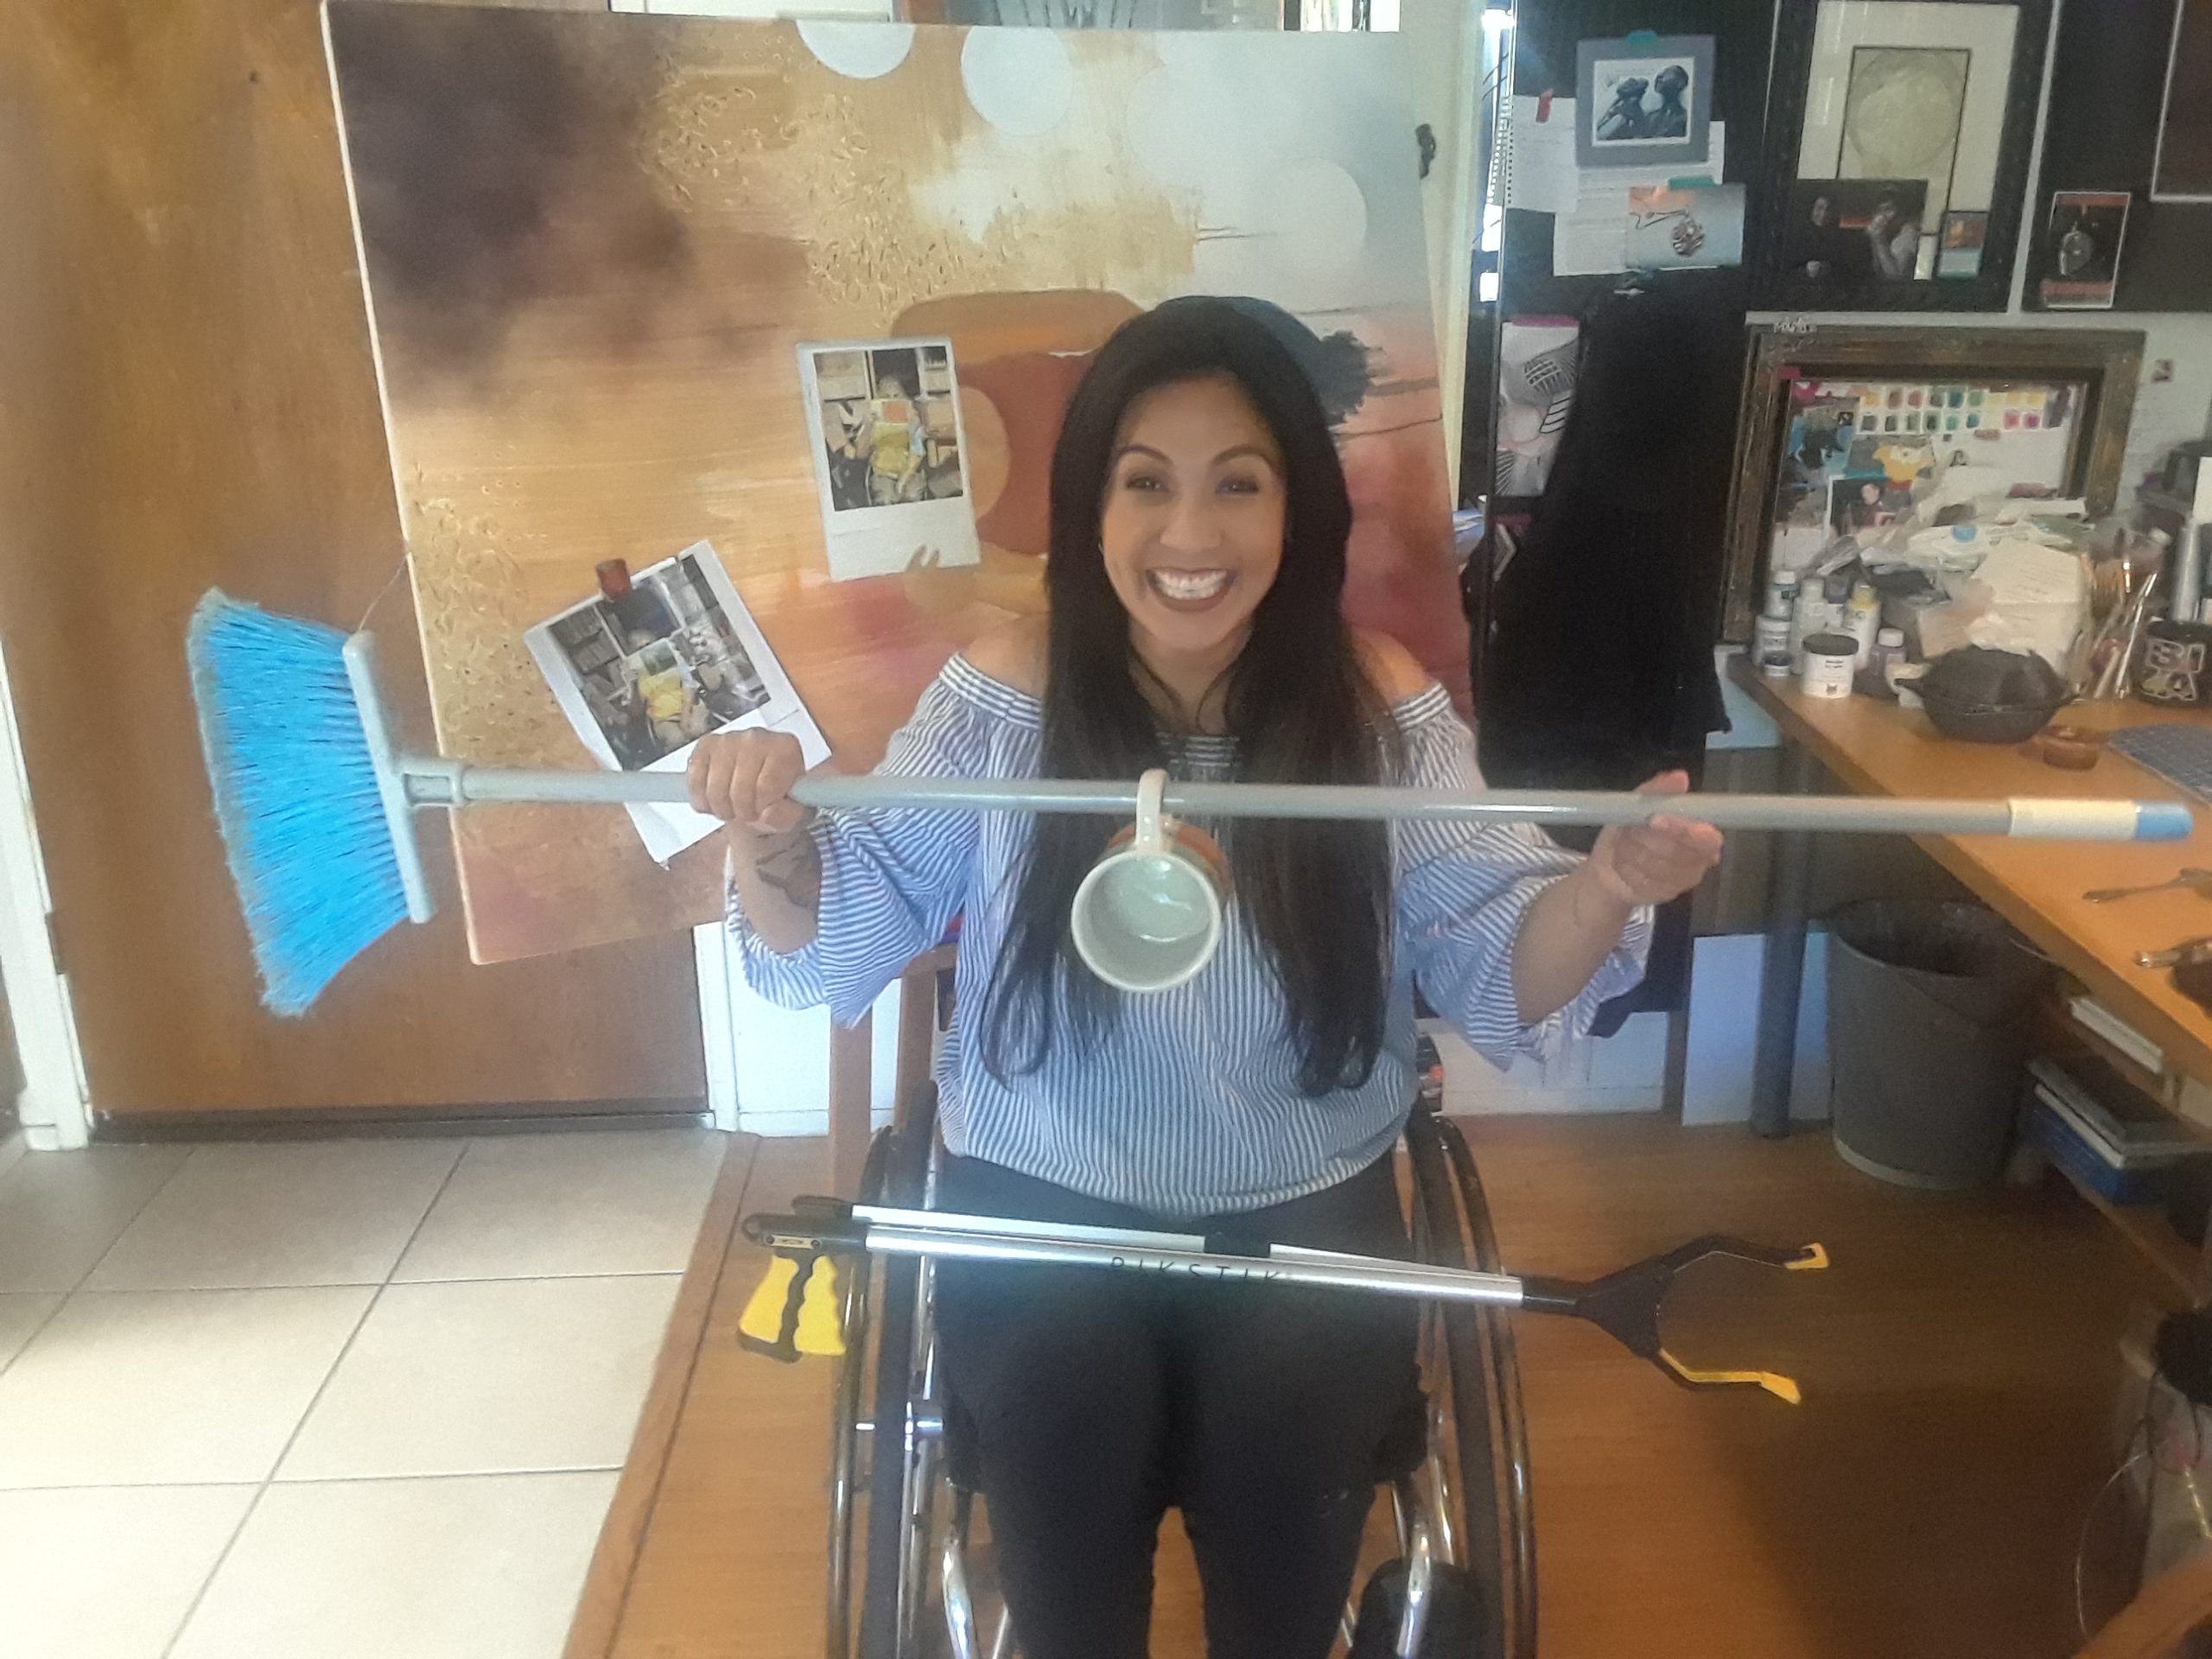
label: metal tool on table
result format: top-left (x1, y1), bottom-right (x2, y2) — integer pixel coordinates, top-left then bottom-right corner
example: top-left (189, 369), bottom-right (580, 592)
top-left (183, 589), bottom-right (2196, 1017)
top-left (742, 1198), bottom-right (1831, 1402)
top-left (2087, 868), bottom-right (2212, 905)
top-left (2139, 937), bottom-right (2212, 971)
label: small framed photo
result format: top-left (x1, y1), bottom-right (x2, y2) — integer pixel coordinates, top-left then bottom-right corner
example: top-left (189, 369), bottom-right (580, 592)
top-left (2037, 190), bottom-right (2132, 310)
top-left (1937, 210), bottom-right (1990, 280)
top-left (1575, 35), bottom-right (1713, 170)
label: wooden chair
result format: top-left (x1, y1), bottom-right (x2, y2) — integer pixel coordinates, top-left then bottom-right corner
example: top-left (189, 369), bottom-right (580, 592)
top-left (826, 944), bottom-right (956, 1194)
top-left (2081, 1550), bottom-right (2212, 1658)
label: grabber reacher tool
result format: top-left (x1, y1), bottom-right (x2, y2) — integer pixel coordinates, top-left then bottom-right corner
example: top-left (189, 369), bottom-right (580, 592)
top-left (739, 1198), bottom-right (1830, 1403)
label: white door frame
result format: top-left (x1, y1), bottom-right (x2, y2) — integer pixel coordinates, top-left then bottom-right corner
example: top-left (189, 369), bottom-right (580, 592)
top-left (0, 634), bottom-right (91, 1149)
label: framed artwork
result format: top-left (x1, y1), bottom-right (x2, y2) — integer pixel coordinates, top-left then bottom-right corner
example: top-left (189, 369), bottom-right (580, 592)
top-left (2037, 191), bottom-right (2132, 309)
top-left (2152, 0), bottom-right (2212, 201)
top-left (1574, 35), bottom-right (1715, 169)
top-left (325, 6), bottom-right (1463, 962)
top-left (1718, 325), bottom-right (2142, 640)
top-left (1752, 0), bottom-right (2052, 311)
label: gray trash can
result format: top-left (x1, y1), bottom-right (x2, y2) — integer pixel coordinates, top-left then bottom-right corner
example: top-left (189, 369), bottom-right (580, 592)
top-left (1826, 899), bottom-right (2048, 1189)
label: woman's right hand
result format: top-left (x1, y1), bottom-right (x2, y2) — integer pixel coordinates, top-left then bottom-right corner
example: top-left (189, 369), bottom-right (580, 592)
top-left (687, 730), bottom-right (810, 837)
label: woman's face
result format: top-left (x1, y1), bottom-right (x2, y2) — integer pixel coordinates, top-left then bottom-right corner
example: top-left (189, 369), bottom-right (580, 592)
top-left (1097, 374), bottom-right (1287, 664)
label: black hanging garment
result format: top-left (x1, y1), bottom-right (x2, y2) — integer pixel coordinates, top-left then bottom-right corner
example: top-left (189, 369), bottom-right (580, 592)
top-left (1478, 286), bottom-right (1736, 1030)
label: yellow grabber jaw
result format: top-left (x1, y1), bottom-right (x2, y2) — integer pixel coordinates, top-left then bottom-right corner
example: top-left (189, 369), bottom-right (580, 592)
top-left (1519, 1236), bottom-right (1827, 1405)
top-left (737, 1198), bottom-right (868, 1364)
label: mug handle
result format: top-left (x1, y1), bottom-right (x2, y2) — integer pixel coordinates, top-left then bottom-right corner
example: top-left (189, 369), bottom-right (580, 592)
top-left (1134, 768), bottom-right (1170, 856)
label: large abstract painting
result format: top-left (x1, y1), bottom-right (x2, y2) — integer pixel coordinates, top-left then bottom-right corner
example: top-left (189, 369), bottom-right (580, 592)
top-left (326, 4), bottom-right (1459, 963)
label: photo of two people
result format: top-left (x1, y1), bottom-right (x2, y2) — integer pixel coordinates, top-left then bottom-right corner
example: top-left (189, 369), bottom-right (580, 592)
top-left (1786, 179), bottom-right (1928, 285)
top-left (813, 345), bottom-right (966, 514)
top-left (1590, 57), bottom-right (1694, 143)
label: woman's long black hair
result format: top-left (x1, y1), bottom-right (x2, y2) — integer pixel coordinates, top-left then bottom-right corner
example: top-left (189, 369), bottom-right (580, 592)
top-left (979, 296), bottom-right (1405, 1096)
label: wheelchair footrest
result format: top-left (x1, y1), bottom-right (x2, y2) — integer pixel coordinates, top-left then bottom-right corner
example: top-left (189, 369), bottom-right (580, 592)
top-left (1347, 1557), bottom-right (1484, 1658)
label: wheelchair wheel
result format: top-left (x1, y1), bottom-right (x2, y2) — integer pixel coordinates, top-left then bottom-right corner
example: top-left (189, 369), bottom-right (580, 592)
top-left (1402, 1104), bottom-right (1538, 1659)
top-left (825, 1128), bottom-right (897, 1657)
top-left (854, 1086), bottom-right (940, 1659)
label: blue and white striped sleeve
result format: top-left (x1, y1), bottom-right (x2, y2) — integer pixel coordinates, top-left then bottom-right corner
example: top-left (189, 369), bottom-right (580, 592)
top-left (1392, 694), bottom-right (1652, 1065)
top-left (729, 672), bottom-right (983, 1027)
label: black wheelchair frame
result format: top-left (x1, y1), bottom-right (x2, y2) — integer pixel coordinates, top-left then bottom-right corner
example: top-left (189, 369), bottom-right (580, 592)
top-left (819, 1082), bottom-right (1540, 1659)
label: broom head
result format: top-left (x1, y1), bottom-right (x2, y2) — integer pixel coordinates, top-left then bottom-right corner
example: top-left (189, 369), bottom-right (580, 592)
top-left (186, 591), bottom-right (411, 1015)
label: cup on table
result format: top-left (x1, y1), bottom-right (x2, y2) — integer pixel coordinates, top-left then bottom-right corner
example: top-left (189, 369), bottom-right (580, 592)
top-left (1070, 768), bottom-right (1229, 993)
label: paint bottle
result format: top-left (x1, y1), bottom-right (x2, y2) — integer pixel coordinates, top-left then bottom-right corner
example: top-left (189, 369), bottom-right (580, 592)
top-left (1799, 632), bottom-right (1858, 700)
top-left (1790, 578), bottom-right (1834, 664)
top-left (1844, 583), bottom-right (1882, 667)
top-left (1859, 626), bottom-right (1904, 696)
top-left (1753, 609), bottom-right (1791, 665)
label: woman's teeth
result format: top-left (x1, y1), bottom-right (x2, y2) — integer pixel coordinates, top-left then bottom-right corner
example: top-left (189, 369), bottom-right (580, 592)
top-left (1147, 569), bottom-right (1231, 602)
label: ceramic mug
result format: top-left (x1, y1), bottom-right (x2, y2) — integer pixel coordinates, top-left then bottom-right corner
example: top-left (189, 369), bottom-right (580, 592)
top-left (1070, 769), bottom-right (1230, 993)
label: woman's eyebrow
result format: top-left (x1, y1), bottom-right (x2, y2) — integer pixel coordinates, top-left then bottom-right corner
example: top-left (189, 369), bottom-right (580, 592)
top-left (1109, 442), bottom-right (1281, 470)
top-left (1214, 444), bottom-right (1281, 471)
top-left (1110, 443), bottom-right (1170, 466)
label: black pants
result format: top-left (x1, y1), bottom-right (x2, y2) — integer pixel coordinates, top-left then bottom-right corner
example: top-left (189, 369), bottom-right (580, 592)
top-left (932, 1154), bottom-right (1421, 1659)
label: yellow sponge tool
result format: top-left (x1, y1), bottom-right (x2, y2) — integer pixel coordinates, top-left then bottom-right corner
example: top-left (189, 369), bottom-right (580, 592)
top-left (738, 1254), bottom-right (846, 1362)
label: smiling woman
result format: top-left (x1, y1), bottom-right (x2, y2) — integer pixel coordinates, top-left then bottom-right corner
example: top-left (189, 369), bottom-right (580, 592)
top-left (1096, 376), bottom-right (1287, 707)
top-left (685, 296), bottom-right (1720, 1659)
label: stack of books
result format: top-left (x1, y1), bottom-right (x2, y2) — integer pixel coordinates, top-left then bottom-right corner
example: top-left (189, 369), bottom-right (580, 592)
top-left (2024, 1053), bottom-right (2209, 1205)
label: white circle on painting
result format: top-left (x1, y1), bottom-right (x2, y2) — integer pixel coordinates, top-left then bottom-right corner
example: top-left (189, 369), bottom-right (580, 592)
top-left (961, 29), bottom-right (1073, 137)
top-left (1260, 159), bottom-right (1369, 275)
top-left (1127, 67), bottom-right (1211, 189)
top-left (798, 21), bottom-right (914, 80)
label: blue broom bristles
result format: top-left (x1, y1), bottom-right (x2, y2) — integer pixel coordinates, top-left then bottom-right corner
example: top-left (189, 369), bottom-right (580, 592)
top-left (186, 591), bottom-right (411, 1016)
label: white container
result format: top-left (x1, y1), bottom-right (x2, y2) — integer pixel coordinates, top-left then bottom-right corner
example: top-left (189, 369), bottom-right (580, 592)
top-left (1844, 583), bottom-right (1881, 667)
top-left (1791, 582), bottom-right (1834, 661)
top-left (1799, 632), bottom-right (1858, 700)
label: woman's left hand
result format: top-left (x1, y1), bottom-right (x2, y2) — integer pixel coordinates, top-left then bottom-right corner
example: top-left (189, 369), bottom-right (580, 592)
top-left (1586, 771), bottom-right (1726, 906)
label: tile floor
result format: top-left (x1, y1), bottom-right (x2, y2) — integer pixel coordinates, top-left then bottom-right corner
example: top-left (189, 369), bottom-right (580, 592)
top-left (0, 1127), bottom-right (728, 1659)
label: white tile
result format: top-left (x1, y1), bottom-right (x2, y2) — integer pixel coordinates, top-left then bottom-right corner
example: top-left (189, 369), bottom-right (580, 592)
top-left (0, 1287), bottom-right (372, 1488)
top-left (170, 1471), bottom-right (617, 1659)
top-left (85, 1140), bottom-right (461, 1291)
top-left (394, 1129), bottom-right (721, 1281)
top-left (0, 1293), bottom-right (60, 1370)
top-left (0, 1144), bottom-right (187, 1293)
top-left (0, 1484), bottom-right (255, 1659)
top-left (280, 1274), bottom-right (678, 1480)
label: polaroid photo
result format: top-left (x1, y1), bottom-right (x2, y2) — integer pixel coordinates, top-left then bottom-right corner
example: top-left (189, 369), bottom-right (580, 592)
top-left (799, 338), bottom-right (982, 582)
top-left (1576, 35), bottom-right (1714, 168)
top-left (1828, 473), bottom-right (1910, 538)
top-left (524, 539), bottom-right (830, 863)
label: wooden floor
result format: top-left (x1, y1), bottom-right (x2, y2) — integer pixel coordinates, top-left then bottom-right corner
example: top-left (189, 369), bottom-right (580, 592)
top-left (574, 1115), bottom-right (2167, 1659)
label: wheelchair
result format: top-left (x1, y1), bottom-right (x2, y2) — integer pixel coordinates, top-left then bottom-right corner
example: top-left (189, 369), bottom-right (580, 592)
top-left (819, 1057), bottom-right (1538, 1659)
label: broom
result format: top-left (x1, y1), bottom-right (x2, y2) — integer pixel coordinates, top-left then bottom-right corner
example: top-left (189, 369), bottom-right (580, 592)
top-left (185, 589), bottom-right (2193, 1017)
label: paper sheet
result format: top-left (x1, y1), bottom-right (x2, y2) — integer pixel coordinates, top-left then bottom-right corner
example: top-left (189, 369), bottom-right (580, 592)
top-left (1506, 96), bottom-right (1580, 214)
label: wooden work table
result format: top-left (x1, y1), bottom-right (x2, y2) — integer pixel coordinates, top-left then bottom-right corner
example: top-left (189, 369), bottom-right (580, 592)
top-left (1726, 654), bottom-right (2212, 1150)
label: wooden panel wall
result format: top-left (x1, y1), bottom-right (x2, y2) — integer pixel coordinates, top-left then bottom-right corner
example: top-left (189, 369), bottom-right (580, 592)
top-left (0, 0), bottom-right (708, 1119)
